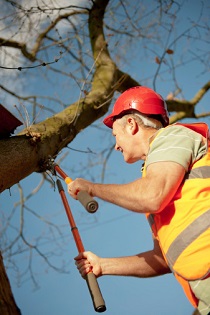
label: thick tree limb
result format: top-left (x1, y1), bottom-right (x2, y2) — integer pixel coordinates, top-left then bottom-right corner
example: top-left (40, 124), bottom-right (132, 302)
top-left (0, 0), bottom-right (116, 193)
top-left (167, 81), bottom-right (210, 124)
top-left (0, 252), bottom-right (21, 315)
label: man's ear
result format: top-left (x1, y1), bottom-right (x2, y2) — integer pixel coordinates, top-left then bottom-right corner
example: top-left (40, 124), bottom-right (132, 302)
top-left (126, 117), bottom-right (139, 135)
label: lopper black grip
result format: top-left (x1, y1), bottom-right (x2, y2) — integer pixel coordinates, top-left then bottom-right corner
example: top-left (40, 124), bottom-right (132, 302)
top-left (77, 190), bottom-right (98, 213)
top-left (85, 272), bottom-right (106, 312)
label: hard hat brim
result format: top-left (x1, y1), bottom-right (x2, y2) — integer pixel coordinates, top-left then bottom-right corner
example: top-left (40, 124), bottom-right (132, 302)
top-left (103, 113), bottom-right (115, 128)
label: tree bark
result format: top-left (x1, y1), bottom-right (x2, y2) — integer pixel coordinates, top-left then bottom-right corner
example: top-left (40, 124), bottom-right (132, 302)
top-left (0, 252), bottom-right (21, 315)
top-left (0, 0), bottom-right (117, 194)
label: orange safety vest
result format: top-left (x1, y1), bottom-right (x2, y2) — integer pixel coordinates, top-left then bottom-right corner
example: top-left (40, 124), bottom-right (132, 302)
top-left (143, 123), bottom-right (210, 307)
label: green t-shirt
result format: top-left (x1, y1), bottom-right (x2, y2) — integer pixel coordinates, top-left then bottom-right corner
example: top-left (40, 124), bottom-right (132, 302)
top-left (146, 125), bottom-right (207, 171)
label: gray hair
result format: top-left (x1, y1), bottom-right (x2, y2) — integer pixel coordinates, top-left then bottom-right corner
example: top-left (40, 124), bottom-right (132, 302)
top-left (117, 110), bottom-right (163, 130)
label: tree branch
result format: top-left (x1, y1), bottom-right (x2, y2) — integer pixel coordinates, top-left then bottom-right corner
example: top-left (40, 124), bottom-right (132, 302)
top-left (0, 10), bottom-right (87, 61)
top-left (167, 81), bottom-right (210, 123)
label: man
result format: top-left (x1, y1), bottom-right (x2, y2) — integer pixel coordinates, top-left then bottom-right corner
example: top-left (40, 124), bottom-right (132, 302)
top-left (68, 86), bottom-right (210, 315)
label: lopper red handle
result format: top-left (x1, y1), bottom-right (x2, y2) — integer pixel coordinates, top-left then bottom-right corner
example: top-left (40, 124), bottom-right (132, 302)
top-left (56, 179), bottom-right (106, 312)
top-left (54, 164), bottom-right (98, 213)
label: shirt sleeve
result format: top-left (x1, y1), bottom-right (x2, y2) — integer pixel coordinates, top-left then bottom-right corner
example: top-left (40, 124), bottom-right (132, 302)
top-left (146, 125), bottom-right (206, 171)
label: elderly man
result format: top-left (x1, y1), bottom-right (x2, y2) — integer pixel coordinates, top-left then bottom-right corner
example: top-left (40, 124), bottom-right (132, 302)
top-left (68, 86), bottom-right (210, 315)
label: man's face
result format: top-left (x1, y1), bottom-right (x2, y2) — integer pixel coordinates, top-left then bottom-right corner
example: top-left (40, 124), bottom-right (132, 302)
top-left (112, 118), bottom-right (145, 163)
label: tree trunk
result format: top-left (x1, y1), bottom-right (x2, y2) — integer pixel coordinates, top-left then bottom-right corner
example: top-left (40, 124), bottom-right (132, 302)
top-left (0, 252), bottom-right (21, 314)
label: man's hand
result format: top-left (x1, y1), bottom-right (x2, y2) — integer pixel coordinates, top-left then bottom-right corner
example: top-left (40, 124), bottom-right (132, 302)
top-left (68, 178), bottom-right (94, 199)
top-left (74, 251), bottom-right (102, 278)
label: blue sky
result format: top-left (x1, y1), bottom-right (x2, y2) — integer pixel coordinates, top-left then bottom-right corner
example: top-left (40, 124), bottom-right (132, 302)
top-left (1, 0), bottom-right (210, 314)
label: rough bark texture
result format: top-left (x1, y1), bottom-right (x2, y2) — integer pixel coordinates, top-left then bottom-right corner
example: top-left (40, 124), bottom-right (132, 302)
top-left (0, 252), bottom-right (21, 315)
top-left (0, 0), bottom-right (142, 194)
top-left (0, 98), bottom-right (110, 192)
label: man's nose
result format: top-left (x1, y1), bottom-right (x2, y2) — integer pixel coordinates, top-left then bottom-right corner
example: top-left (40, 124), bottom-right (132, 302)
top-left (115, 143), bottom-right (119, 151)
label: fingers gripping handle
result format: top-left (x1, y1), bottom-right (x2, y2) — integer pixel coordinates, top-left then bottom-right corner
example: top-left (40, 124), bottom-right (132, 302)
top-left (54, 164), bottom-right (98, 213)
top-left (65, 177), bottom-right (98, 213)
top-left (86, 272), bottom-right (106, 312)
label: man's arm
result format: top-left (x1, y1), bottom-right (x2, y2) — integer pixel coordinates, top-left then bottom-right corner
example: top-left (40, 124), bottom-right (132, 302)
top-left (68, 161), bottom-right (185, 214)
top-left (75, 237), bottom-right (171, 278)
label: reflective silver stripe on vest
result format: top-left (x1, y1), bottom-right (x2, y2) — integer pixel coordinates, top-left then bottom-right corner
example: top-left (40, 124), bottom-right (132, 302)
top-left (185, 166), bottom-right (210, 180)
top-left (165, 209), bottom-right (210, 268)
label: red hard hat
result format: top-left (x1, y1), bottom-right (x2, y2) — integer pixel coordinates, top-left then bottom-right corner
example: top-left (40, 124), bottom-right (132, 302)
top-left (103, 86), bottom-right (169, 128)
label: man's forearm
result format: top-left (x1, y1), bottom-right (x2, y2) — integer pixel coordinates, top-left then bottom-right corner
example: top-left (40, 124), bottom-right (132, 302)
top-left (68, 162), bottom-right (185, 214)
top-left (100, 250), bottom-right (171, 278)
top-left (91, 179), bottom-right (155, 213)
